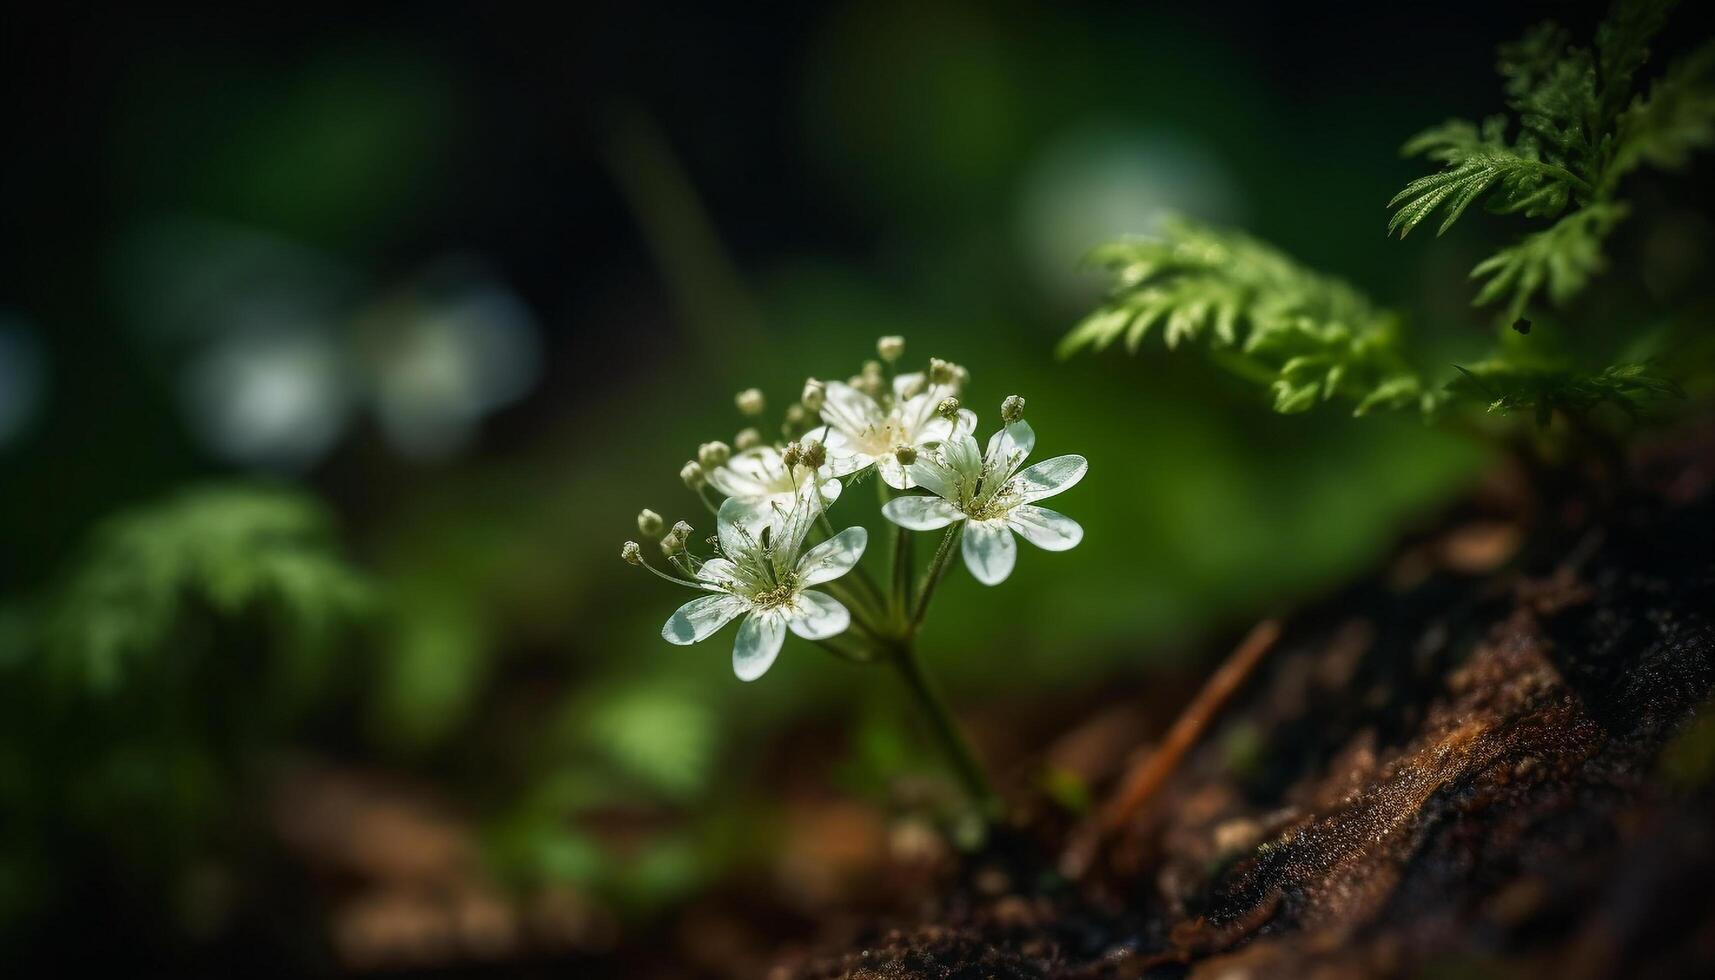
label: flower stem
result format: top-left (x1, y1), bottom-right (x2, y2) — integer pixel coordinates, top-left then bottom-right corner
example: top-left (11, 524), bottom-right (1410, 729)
top-left (909, 523), bottom-right (963, 633)
top-left (890, 519), bottom-right (914, 627)
top-left (889, 638), bottom-right (998, 814)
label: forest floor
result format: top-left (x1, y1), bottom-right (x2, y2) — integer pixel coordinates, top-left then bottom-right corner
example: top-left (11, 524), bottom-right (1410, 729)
top-left (766, 422), bottom-right (1715, 980)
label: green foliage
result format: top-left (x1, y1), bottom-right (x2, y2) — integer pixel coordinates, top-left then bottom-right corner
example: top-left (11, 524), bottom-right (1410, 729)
top-left (1060, 219), bottom-right (1431, 416)
top-left (1388, 119), bottom-right (1586, 237)
top-left (23, 484), bottom-right (371, 695)
top-left (1068, 0), bottom-right (1710, 428)
top-left (1390, 0), bottom-right (1712, 323)
top-left (1611, 40), bottom-right (1715, 180)
top-left (1448, 359), bottom-right (1682, 425)
top-left (1470, 203), bottom-right (1629, 325)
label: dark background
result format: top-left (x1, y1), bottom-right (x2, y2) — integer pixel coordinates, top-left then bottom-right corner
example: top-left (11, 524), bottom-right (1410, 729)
top-left (3, 1), bottom-right (1710, 975)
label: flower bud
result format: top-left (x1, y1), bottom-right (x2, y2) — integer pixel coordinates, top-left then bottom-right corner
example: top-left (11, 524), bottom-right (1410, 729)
top-left (734, 427), bottom-right (762, 451)
top-left (735, 388), bottom-right (765, 416)
top-left (783, 403), bottom-right (808, 433)
top-left (801, 378), bottom-right (826, 411)
top-left (621, 541), bottom-right (642, 565)
top-left (781, 442), bottom-right (803, 470)
top-left (928, 357), bottom-right (957, 385)
top-left (680, 460), bottom-right (706, 490)
top-left (894, 444), bottom-right (918, 466)
top-left (936, 396), bottom-right (961, 421)
top-left (698, 440), bottom-right (731, 468)
top-left (637, 508), bottom-right (665, 537)
top-left (801, 439), bottom-right (827, 469)
top-left (1001, 394), bottom-right (1026, 424)
top-left (877, 335), bottom-right (905, 362)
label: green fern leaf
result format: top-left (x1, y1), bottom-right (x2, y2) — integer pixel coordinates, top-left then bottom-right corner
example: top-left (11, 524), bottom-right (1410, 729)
top-left (1610, 39), bottom-right (1715, 180)
top-left (31, 485), bottom-right (372, 695)
top-left (1446, 358), bottom-right (1682, 421)
top-left (1389, 133), bottom-right (1587, 238)
top-left (1064, 219), bottom-right (1428, 416)
top-left (1469, 203), bottom-right (1629, 323)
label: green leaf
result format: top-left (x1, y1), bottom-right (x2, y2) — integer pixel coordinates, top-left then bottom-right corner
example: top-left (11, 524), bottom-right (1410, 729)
top-left (1445, 358), bottom-right (1682, 420)
top-left (1469, 203), bottom-right (1629, 323)
top-left (1609, 39), bottom-right (1715, 181)
top-left (29, 485), bottom-right (371, 695)
top-left (1064, 218), bottom-right (1428, 417)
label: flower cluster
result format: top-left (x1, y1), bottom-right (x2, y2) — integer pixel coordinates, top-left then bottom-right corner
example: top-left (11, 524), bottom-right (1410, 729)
top-left (621, 337), bottom-right (1088, 685)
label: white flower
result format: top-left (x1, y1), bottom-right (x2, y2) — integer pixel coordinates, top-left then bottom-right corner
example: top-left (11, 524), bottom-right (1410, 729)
top-left (705, 444), bottom-right (843, 530)
top-left (818, 372), bottom-right (977, 489)
top-left (881, 418), bottom-right (1086, 585)
top-left (662, 483), bottom-right (869, 681)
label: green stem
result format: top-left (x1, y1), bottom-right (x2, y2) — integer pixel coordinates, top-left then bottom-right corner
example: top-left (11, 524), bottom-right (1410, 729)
top-left (910, 524), bottom-right (963, 634)
top-left (889, 638), bottom-right (997, 814)
top-left (821, 577), bottom-right (887, 637)
top-left (889, 515), bottom-right (914, 627)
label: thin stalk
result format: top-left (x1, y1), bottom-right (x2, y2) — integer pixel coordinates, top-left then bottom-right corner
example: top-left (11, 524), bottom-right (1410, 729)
top-left (890, 522), bottom-right (914, 626)
top-left (909, 524), bottom-right (964, 633)
top-left (890, 639), bottom-right (998, 814)
top-left (815, 633), bottom-right (878, 664)
top-left (821, 578), bottom-right (887, 640)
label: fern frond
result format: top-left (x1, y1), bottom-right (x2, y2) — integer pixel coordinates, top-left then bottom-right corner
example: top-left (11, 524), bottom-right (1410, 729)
top-left (1063, 219), bottom-right (1430, 416)
top-left (1388, 147), bottom-right (1584, 236)
top-left (1469, 203), bottom-right (1629, 324)
top-left (1595, 0), bottom-right (1678, 125)
top-left (32, 485), bottom-right (372, 694)
top-left (1447, 359), bottom-right (1682, 424)
top-left (1609, 39), bottom-right (1715, 181)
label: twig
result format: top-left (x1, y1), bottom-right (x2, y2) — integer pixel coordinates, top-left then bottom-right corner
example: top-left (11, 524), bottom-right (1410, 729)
top-left (1101, 618), bottom-right (1282, 833)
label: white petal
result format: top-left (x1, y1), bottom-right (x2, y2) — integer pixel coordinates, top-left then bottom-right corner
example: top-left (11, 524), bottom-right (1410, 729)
top-left (1007, 504), bottom-right (1083, 551)
top-left (695, 557), bottom-right (748, 592)
top-left (822, 429), bottom-right (875, 476)
top-left (820, 381), bottom-right (883, 435)
top-left (876, 455), bottom-right (913, 489)
top-left (883, 494), bottom-right (963, 531)
top-left (952, 408), bottom-right (978, 438)
top-left (766, 480), bottom-right (825, 564)
top-left (662, 594), bottom-right (747, 645)
top-left (892, 371), bottom-right (927, 402)
top-left (940, 430), bottom-right (985, 480)
top-left (961, 520), bottom-right (1017, 586)
top-left (707, 447), bottom-right (789, 499)
top-left (908, 455), bottom-right (960, 500)
top-left (1012, 454), bottom-right (1088, 503)
top-left (985, 420), bottom-right (1035, 476)
top-left (717, 496), bottom-right (761, 556)
top-left (785, 590), bottom-right (850, 640)
top-left (733, 610), bottom-right (787, 681)
top-left (797, 526), bottom-right (869, 586)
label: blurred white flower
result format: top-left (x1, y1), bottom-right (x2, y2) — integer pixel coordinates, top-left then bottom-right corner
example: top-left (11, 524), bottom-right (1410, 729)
top-left (818, 372), bottom-right (976, 489)
top-left (360, 277), bottom-right (541, 460)
top-left (1016, 122), bottom-right (1244, 306)
top-left (184, 326), bottom-right (354, 469)
top-left (705, 444), bottom-right (843, 531)
top-left (882, 415), bottom-right (1087, 585)
top-left (663, 483), bottom-right (868, 681)
top-left (117, 218), bottom-right (541, 469)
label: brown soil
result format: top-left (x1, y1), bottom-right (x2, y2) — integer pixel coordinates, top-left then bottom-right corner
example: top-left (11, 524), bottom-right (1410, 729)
top-left (778, 427), bottom-right (1715, 980)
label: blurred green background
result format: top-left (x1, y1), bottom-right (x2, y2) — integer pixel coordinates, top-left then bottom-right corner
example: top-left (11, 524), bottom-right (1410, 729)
top-left (5, 0), bottom-right (1704, 974)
